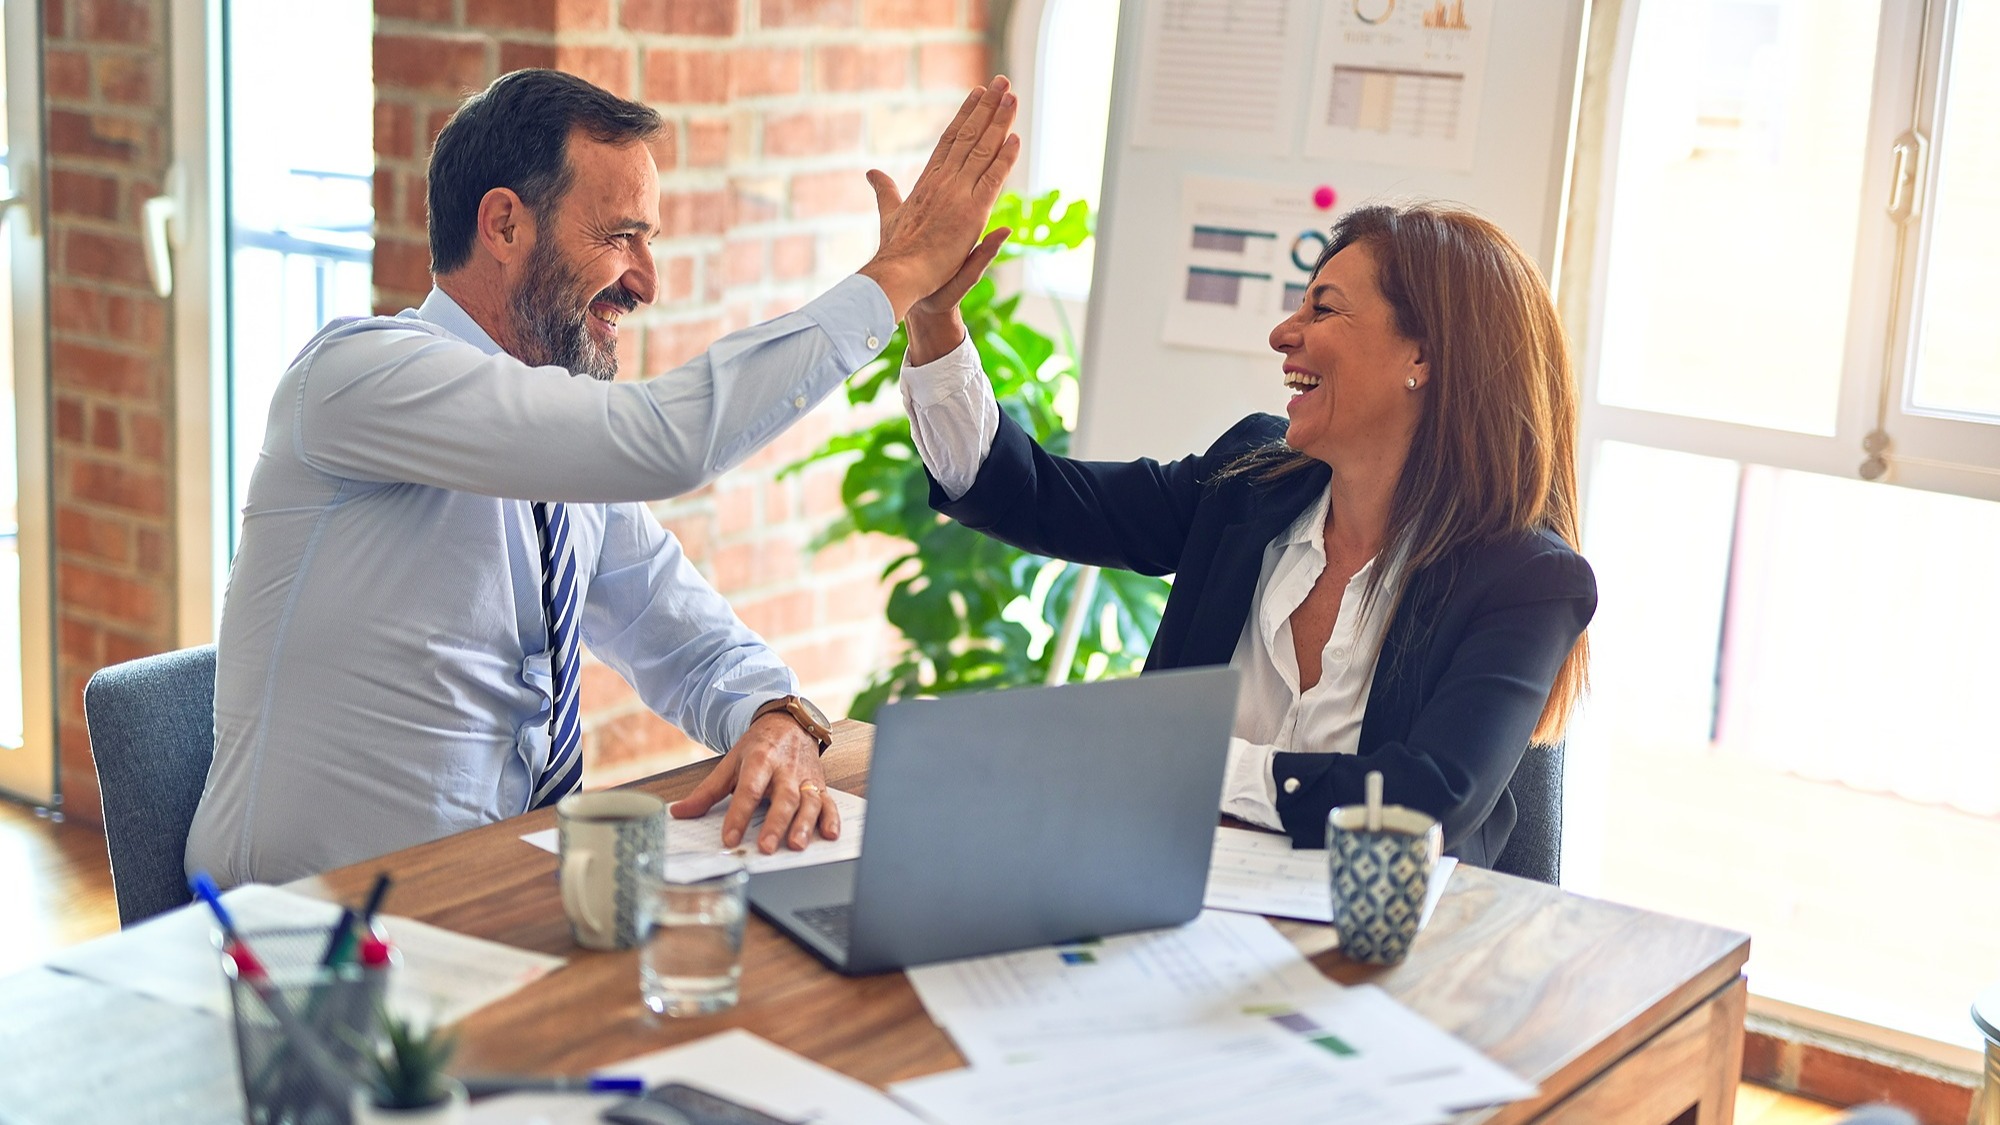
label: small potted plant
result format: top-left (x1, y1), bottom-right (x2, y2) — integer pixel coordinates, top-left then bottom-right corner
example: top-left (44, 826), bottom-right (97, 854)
top-left (351, 1009), bottom-right (466, 1124)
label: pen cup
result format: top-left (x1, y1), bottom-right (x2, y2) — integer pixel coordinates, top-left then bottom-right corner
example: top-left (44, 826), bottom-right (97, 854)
top-left (1326, 805), bottom-right (1443, 966)
top-left (220, 926), bottom-right (381, 1124)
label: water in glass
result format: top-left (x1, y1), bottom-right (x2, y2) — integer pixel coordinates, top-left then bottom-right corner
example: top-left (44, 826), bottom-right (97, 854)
top-left (640, 859), bottom-right (748, 1018)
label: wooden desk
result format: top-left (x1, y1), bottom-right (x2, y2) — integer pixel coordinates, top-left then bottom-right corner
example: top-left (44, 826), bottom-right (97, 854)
top-left (291, 721), bottom-right (1750, 1125)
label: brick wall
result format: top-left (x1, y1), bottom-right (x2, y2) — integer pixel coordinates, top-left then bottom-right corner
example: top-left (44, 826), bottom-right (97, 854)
top-left (43, 0), bottom-right (179, 822)
top-left (373, 0), bottom-right (992, 782)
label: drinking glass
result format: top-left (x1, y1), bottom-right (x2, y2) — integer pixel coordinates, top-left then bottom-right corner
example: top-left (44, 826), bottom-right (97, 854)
top-left (639, 853), bottom-right (748, 1018)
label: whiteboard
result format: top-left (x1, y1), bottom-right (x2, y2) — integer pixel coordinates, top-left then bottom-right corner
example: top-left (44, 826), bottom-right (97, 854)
top-left (1074, 0), bottom-right (1590, 462)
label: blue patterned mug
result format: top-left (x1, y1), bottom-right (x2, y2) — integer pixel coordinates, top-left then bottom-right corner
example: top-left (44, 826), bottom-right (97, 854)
top-left (557, 791), bottom-right (666, 950)
top-left (1327, 804), bottom-right (1443, 966)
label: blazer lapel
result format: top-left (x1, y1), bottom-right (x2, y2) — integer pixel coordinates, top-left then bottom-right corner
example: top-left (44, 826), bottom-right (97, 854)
top-left (1178, 474), bottom-right (1326, 666)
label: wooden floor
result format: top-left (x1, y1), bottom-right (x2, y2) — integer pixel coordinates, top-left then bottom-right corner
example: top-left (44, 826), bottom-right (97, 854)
top-left (0, 798), bottom-right (1848, 1123)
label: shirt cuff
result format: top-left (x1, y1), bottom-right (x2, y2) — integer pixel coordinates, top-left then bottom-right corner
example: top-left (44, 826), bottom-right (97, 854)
top-left (800, 274), bottom-right (898, 373)
top-left (1220, 737), bottom-right (1284, 830)
top-left (900, 333), bottom-right (983, 408)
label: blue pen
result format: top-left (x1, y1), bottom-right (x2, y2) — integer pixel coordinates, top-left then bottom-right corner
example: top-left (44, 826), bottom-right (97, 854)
top-left (460, 1075), bottom-right (646, 1098)
top-left (189, 871), bottom-right (239, 938)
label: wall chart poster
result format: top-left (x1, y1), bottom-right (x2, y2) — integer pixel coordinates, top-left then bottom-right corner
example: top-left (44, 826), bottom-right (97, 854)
top-left (1304, 0), bottom-right (1495, 170)
top-left (1163, 176), bottom-right (1340, 358)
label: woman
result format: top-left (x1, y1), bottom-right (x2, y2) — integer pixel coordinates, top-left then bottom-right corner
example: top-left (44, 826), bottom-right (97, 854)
top-left (898, 202), bottom-right (1595, 867)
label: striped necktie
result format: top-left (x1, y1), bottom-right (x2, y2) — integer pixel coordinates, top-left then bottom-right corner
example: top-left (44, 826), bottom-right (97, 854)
top-left (529, 501), bottom-right (583, 809)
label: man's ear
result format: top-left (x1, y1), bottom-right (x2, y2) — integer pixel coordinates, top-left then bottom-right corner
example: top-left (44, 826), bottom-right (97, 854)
top-left (475, 188), bottom-right (532, 265)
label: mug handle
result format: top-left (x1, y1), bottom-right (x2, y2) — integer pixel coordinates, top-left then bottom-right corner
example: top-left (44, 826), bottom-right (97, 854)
top-left (560, 848), bottom-right (601, 939)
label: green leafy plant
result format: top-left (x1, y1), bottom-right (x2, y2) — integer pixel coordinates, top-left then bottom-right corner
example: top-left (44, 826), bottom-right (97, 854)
top-left (787, 191), bottom-right (1171, 719)
top-left (361, 1008), bottom-right (459, 1110)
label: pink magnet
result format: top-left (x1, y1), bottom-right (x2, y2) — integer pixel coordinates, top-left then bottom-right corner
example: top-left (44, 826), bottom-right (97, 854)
top-left (1312, 185), bottom-right (1337, 210)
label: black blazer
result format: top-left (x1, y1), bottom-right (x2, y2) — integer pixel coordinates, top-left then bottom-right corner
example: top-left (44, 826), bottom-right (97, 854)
top-left (931, 412), bottom-right (1597, 867)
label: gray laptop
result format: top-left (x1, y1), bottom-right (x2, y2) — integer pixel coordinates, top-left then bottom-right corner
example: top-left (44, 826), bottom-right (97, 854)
top-left (748, 666), bottom-right (1241, 975)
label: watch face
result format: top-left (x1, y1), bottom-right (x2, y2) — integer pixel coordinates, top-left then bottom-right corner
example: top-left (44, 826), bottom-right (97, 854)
top-left (795, 696), bottom-right (830, 728)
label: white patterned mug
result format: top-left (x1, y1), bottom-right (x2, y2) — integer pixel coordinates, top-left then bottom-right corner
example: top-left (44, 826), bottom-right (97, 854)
top-left (1326, 804), bottom-right (1443, 966)
top-left (556, 791), bottom-right (666, 951)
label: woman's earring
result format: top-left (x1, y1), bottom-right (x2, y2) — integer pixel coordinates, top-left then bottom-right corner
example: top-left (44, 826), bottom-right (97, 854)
top-left (1405, 377), bottom-right (1418, 390)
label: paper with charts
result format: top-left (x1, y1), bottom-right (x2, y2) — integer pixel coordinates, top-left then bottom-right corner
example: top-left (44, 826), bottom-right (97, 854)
top-left (1304, 0), bottom-right (1495, 170)
top-left (1129, 0), bottom-right (1310, 155)
top-left (520, 787), bottom-right (864, 880)
top-left (1166, 175), bottom-right (1341, 357)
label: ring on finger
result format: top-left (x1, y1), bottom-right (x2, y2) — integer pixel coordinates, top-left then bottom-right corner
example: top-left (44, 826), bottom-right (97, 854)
top-left (799, 781), bottom-right (822, 797)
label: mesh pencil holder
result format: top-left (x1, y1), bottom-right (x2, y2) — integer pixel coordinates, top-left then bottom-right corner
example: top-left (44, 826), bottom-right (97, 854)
top-left (221, 926), bottom-right (385, 1125)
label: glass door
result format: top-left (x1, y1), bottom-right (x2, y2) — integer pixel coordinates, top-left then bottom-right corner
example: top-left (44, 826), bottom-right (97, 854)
top-left (0, 0), bottom-right (56, 805)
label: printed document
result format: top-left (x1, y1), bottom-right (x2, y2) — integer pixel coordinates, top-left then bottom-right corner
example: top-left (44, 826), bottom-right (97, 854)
top-left (521, 787), bottom-right (864, 879)
top-left (467, 1029), bottom-right (926, 1125)
top-left (1205, 826), bottom-right (1458, 928)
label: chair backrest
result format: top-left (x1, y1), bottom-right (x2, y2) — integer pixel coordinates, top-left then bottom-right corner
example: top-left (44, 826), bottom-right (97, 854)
top-left (83, 645), bottom-right (217, 927)
top-left (1491, 741), bottom-right (1564, 885)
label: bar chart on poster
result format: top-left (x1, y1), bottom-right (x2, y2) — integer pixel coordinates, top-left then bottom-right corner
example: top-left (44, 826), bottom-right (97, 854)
top-left (1075, 0), bottom-right (1589, 462)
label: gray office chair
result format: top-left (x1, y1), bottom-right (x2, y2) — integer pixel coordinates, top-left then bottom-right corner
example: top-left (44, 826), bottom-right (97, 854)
top-left (1490, 742), bottom-right (1563, 885)
top-left (83, 644), bottom-right (217, 927)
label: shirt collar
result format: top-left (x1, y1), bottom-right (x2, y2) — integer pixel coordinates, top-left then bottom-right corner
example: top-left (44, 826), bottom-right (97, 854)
top-left (1277, 486), bottom-right (1331, 552)
top-left (415, 287), bottom-right (506, 357)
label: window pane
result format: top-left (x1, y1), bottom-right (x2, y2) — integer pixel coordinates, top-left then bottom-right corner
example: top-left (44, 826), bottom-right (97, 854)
top-left (1026, 0), bottom-right (1118, 300)
top-left (0, 39), bottom-right (20, 752)
top-left (1907, 1), bottom-right (2000, 420)
top-left (225, 1), bottom-right (375, 551)
top-left (1574, 442), bottom-right (2000, 1048)
top-left (1596, 0), bottom-right (1883, 434)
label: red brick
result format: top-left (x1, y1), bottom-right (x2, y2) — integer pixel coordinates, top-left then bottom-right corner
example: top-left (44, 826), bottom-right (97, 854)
top-left (376, 0), bottom-right (455, 17)
top-left (47, 109), bottom-right (147, 163)
top-left (49, 169), bottom-right (120, 221)
top-left (642, 49), bottom-right (729, 105)
top-left (129, 412), bottom-right (166, 462)
top-left (425, 109), bottom-right (455, 152)
top-left (578, 658), bottom-right (632, 709)
top-left (586, 709), bottom-right (697, 775)
top-left (790, 168), bottom-right (874, 219)
top-left (660, 254), bottom-right (698, 303)
top-left (771, 233), bottom-right (814, 280)
top-left (660, 189), bottom-right (729, 237)
top-left (373, 101), bottom-right (415, 163)
top-left (647, 129), bottom-right (679, 173)
top-left (659, 513), bottom-right (714, 560)
top-left (1740, 1030), bottom-right (1786, 1084)
top-left (736, 589), bottom-right (814, 639)
top-left (862, 0), bottom-right (955, 27)
top-left (89, 404), bottom-right (121, 451)
top-left (763, 477), bottom-right (797, 523)
top-left (814, 44), bottom-right (908, 93)
top-left (729, 177), bottom-right (784, 226)
top-left (67, 459), bottom-right (167, 516)
top-left (93, 53), bottom-right (157, 104)
top-left (135, 528), bottom-right (168, 575)
top-left (61, 228), bottom-right (152, 288)
top-left (76, 0), bottom-right (155, 44)
top-left (44, 0), bottom-right (66, 41)
top-left (372, 237), bottom-right (434, 297)
top-left (101, 627), bottom-right (161, 668)
top-left (966, 0), bottom-right (989, 32)
top-left (761, 0), bottom-right (854, 27)
top-left (556, 0), bottom-right (614, 30)
top-left (721, 237), bottom-right (764, 287)
top-left (646, 316), bottom-right (725, 369)
top-left (54, 341), bottom-right (156, 399)
top-left (820, 574), bottom-right (891, 625)
top-left (730, 48), bottom-right (804, 99)
top-left (764, 109), bottom-right (864, 158)
top-left (716, 478), bottom-right (760, 538)
top-left (800, 460), bottom-right (846, 519)
top-left (57, 509), bottom-right (130, 565)
top-left (499, 40), bottom-right (559, 73)
top-left (375, 35), bottom-right (491, 98)
top-left (919, 41), bottom-right (986, 90)
top-left (687, 117), bottom-right (731, 168)
top-left (60, 617), bottom-right (104, 664)
top-left (1793, 1046), bottom-right (1974, 1125)
top-left (45, 49), bottom-right (90, 100)
top-left (773, 634), bottom-right (869, 692)
top-left (556, 44), bottom-right (635, 98)
top-left (58, 562), bottom-right (161, 624)
top-left (623, 0), bottom-right (738, 36)
top-left (55, 396), bottom-right (86, 443)
top-left (465, 0), bottom-right (559, 31)
top-left (108, 295), bottom-right (168, 349)
top-left (51, 284), bottom-right (107, 334)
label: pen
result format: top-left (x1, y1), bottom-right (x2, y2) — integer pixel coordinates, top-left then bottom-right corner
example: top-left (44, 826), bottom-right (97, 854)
top-left (317, 907), bottom-right (357, 967)
top-left (189, 871), bottom-right (239, 939)
top-left (460, 1075), bottom-right (646, 1098)
top-left (359, 871), bottom-right (393, 926)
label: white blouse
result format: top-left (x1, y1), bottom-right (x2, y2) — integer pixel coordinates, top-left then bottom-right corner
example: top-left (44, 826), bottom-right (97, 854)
top-left (902, 335), bottom-right (1397, 829)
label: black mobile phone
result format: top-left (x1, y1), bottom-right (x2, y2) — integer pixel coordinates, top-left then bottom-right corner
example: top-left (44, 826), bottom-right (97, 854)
top-left (600, 1082), bottom-right (798, 1125)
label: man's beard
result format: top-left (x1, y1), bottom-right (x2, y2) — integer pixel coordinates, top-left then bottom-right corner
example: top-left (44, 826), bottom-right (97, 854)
top-left (508, 237), bottom-right (633, 382)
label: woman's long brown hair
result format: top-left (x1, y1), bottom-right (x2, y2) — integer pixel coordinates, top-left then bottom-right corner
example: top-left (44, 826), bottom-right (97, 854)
top-left (1228, 202), bottom-right (1588, 743)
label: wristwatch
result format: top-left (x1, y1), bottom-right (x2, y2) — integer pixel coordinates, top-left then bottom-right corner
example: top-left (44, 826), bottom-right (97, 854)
top-left (754, 694), bottom-right (833, 754)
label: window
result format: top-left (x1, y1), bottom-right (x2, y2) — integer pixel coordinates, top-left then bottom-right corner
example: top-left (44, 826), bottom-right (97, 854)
top-left (1010, 0), bottom-right (1119, 301)
top-left (1565, 0), bottom-right (2000, 1055)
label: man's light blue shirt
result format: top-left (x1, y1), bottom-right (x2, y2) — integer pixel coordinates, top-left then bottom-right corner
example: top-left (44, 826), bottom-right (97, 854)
top-left (187, 276), bottom-right (894, 886)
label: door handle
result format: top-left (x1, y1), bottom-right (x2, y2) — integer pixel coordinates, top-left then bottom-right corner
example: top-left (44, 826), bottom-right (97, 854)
top-left (1886, 129), bottom-right (1929, 223)
top-left (0, 157), bottom-right (39, 238)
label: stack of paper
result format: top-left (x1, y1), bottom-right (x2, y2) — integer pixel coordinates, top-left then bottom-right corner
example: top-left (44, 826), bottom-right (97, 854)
top-left (1204, 826), bottom-right (1458, 927)
top-left (45, 883), bottom-right (563, 1026)
top-left (521, 788), bottom-right (865, 880)
top-left (892, 910), bottom-right (1533, 1125)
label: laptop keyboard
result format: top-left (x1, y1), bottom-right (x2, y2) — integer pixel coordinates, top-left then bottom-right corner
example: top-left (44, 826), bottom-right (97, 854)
top-left (795, 903), bottom-right (853, 950)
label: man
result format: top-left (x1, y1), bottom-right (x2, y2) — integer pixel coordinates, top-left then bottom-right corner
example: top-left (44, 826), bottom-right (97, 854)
top-left (186, 69), bottom-right (1018, 885)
